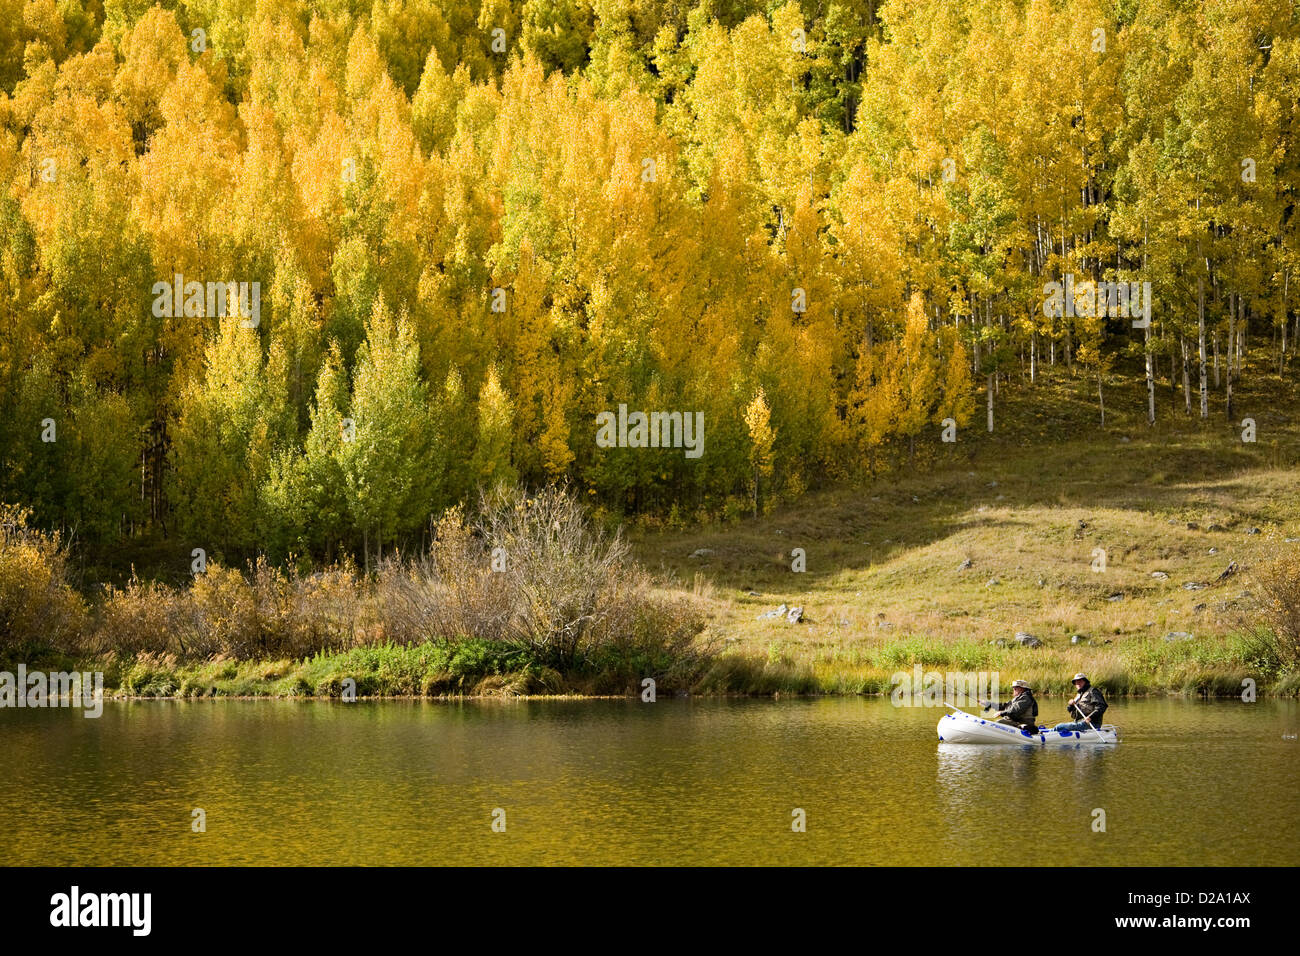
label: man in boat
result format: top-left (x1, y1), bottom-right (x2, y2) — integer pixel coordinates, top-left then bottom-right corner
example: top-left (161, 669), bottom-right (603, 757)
top-left (1053, 673), bottom-right (1108, 733)
top-left (983, 679), bottom-right (1039, 731)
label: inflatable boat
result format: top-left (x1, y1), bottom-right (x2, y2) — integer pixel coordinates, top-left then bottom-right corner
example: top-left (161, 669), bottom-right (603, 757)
top-left (937, 706), bottom-right (1118, 745)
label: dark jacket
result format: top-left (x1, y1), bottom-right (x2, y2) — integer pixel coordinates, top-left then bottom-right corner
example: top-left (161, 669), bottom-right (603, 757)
top-left (992, 690), bottom-right (1038, 730)
top-left (1068, 683), bottom-right (1108, 725)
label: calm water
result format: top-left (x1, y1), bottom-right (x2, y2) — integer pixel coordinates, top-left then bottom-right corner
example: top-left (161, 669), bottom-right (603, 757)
top-left (2, 698), bottom-right (1296, 865)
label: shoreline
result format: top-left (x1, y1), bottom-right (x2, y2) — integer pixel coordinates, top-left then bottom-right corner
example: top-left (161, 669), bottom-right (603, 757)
top-left (12, 648), bottom-right (1292, 702)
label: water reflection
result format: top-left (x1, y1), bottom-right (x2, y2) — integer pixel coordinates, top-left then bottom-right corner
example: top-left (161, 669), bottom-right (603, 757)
top-left (0, 697), bottom-right (1294, 866)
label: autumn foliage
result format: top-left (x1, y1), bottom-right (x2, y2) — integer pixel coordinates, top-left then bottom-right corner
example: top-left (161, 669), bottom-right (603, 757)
top-left (0, 1), bottom-right (1295, 567)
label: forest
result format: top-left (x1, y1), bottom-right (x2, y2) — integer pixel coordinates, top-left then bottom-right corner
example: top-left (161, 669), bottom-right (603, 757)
top-left (1, 0), bottom-right (1297, 571)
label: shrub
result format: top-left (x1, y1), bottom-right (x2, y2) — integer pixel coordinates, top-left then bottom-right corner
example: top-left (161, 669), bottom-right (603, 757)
top-left (85, 485), bottom-right (712, 686)
top-left (1252, 549), bottom-right (1300, 670)
top-left (0, 504), bottom-right (87, 656)
top-left (366, 485), bottom-right (711, 680)
top-left (93, 575), bottom-right (186, 657)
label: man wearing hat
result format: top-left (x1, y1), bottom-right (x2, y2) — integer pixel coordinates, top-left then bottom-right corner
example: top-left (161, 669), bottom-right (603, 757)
top-left (1053, 673), bottom-right (1108, 733)
top-left (983, 679), bottom-right (1039, 731)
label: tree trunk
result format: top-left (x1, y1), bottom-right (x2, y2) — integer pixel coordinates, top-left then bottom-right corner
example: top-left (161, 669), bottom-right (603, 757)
top-left (987, 373), bottom-right (994, 433)
top-left (1226, 298), bottom-right (1235, 423)
top-left (1213, 329), bottom-right (1220, 386)
top-left (1198, 277), bottom-right (1208, 419)
top-left (1237, 296), bottom-right (1245, 377)
top-left (1144, 323), bottom-right (1155, 427)
top-left (1180, 337), bottom-right (1190, 414)
top-left (1282, 267), bottom-right (1290, 374)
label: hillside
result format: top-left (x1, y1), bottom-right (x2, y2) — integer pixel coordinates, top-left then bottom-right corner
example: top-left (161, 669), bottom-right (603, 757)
top-left (634, 355), bottom-right (1300, 696)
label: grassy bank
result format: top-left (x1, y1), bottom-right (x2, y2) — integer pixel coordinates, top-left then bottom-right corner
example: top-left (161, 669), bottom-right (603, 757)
top-left (14, 626), bottom-right (1298, 701)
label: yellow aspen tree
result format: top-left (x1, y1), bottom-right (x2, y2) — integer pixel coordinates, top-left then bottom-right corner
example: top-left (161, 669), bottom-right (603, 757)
top-left (743, 386), bottom-right (776, 518)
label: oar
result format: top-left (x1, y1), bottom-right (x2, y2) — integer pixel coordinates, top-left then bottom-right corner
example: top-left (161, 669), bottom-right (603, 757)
top-left (1067, 691), bottom-right (1114, 743)
top-left (1079, 709), bottom-right (1114, 743)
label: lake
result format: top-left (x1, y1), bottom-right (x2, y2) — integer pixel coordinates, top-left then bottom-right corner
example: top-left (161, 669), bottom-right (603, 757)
top-left (2, 697), bottom-right (1296, 865)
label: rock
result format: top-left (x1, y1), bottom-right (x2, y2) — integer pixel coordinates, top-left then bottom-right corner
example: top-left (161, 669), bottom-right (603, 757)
top-left (1286, 538), bottom-right (1300, 543)
top-left (911, 495), bottom-right (920, 503)
top-left (1120, 436), bottom-right (1130, 443)
top-left (1207, 523), bottom-right (1225, 532)
top-left (1192, 603), bottom-right (1207, 612)
top-left (1208, 547), bottom-right (1219, 555)
top-left (988, 480), bottom-right (998, 488)
top-left (1187, 522), bottom-right (1199, 530)
top-left (1106, 593), bottom-right (1124, 602)
top-left (689, 548), bottom-right (714, 559)
top-left (1144, 621), bottom-right (1155, 627)
top-left (786, 606), bottom-right (804, 624)
top-left (745, 590), bottom-right (761, 597)
top-left (1151, 571), bottom-right (1169, 579)
top-left (1247, 527), bottom-right (1261, 535)
top-left (757, 604), bottom-right (788, 620)
top-left (996, 494), bottom-right (1005, 501)
top-left (876, 621), bottom-right (895, 630)
top-left (1183, 582), bottom-right (1206, 591)
top-left (986, 577), bottom-right (1000, 588)
top-left (1163, 631), bottom-right (1195, 642)
top-left (957, 557), bottom-right (973, 571)
top-left (1014, 631), bottom-right (1042, 647)
top-left (838, 618), bottom-right (850, 627)
top-left (1070, 634), bottom-right (1087, 645)
top-left (990, 639), bottom-right (1007, 648)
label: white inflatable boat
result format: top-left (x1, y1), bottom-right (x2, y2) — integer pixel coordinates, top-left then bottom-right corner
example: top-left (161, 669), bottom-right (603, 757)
top-left (937, 706), bottom-right (1118, 745)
